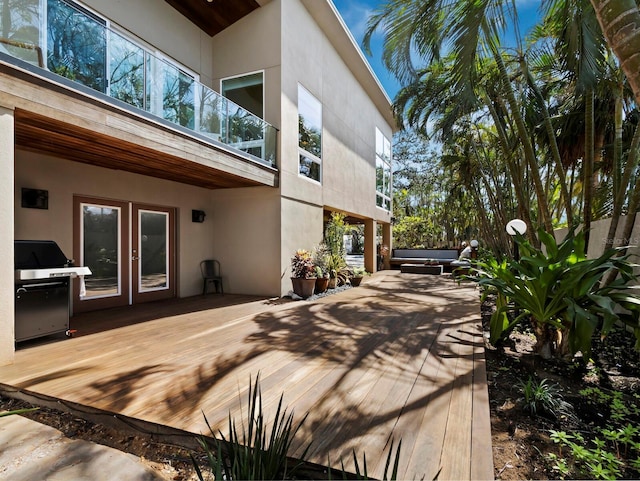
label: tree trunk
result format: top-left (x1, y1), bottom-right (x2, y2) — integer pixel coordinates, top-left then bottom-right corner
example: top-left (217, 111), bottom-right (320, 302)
top-left (590, 0), bottom-right (640, 107)
top-left (583, 89), bottom-right (595, 255)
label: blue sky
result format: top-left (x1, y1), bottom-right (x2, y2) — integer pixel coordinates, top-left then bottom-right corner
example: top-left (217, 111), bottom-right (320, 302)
top-left (332, 0), bottom-right (543, 100)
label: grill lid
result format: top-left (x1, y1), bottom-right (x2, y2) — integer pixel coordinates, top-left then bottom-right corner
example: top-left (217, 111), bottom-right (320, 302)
top-left (15, 240), bottom-right (70, 270)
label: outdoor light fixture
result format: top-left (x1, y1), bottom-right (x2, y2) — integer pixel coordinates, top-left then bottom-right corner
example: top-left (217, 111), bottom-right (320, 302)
top-left (192, 209), bottom-right (206, 223)
top-left (506, 218), bottom-right (527, 236)
top-left (470, 239), bottom-right (479, 248)
top-left (506, 219), bottom-right (526, 260)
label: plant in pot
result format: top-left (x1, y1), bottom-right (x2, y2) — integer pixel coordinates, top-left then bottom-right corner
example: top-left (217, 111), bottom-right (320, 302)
top-left (324, 212), bottom-right (348, 288)
top-left (350, 266), bottom-right (369, 287)
top-left (312, 244), bottom-right (330, 294)
top-left (291, 249), bottom-right (316, 299)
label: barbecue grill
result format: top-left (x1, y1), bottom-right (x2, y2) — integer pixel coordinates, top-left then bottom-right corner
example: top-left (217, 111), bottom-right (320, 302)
top-left (14, 240), bottom-right (91, 342)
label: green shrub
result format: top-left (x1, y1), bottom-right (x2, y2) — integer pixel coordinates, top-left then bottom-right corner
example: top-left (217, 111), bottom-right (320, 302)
top-left (474, 228), bottom-right (640, 359)
top-left (517, 377), bottom-right (573, 420)
top-left (192, 373), bottom-right (310, 480)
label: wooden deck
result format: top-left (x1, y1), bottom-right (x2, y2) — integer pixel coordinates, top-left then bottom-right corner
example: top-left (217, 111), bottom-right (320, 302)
top-left (0, 271), bottom-right (493, 480)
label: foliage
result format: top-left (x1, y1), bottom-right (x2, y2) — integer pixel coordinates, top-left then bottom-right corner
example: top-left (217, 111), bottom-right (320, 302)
top-left (291, 249), bottom-right (315, 279)
top-left (328, 439), bottom-right (403, 480)
top-left (474, 228), bottom-right (640, 358)
top-left (192, 375), bottom-right (408, 481)
top-left (351, 266), bottom-right (369, 278)
top-left (517, 377), bottom-right (573, 420)
top-left (0, 407), bottom-right (38, 417)
top-left (548, 416), bottom-right (640, 480)
top-left (312, 244), bottom-right (331, 277)
top-left (192, 374), bottom-right (311, 481)
top-left (324, 213), bottom-right (348, 277)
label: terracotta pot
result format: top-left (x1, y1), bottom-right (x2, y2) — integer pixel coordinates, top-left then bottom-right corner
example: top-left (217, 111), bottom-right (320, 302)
top-left (350, 276), bottom-right (363, 287)
top-left (291, 277), bottom-right (316, 299)
top-left (315, 277), bottom-right (329, 294)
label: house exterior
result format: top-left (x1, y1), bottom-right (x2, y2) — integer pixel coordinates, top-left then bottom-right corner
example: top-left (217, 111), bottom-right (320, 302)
top-left (0, 0), bottom-right (396, 364)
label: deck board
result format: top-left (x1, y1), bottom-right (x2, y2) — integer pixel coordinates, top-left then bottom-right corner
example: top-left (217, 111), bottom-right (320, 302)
top-left (0, 271), bottom-right (493, 480)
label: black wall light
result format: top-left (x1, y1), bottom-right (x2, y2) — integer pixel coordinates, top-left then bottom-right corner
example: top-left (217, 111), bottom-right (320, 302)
top-left (22, 188), bottom-right (49, 209)
top-left (192, 209), bottom-right (206, 223)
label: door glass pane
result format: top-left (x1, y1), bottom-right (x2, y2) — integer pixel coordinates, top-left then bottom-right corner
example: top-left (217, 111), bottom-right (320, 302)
top-left (139, 210), bottom-right (168, 292)
top-left (82, 204), bottom-right (120, 298)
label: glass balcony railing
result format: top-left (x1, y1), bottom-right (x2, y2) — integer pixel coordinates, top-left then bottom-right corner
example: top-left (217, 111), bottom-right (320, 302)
top-left (0, 0), bottom-right (277, 168)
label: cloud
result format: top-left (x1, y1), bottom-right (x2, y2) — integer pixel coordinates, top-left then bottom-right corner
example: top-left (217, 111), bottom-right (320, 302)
top-left (332, 0), bottom-right (375, 42)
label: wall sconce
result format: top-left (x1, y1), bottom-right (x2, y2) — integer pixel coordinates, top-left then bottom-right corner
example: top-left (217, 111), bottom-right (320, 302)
top-left (21, 188), bottom-right (49, 209)
top-left (192, 209), bottom-right (206, 223)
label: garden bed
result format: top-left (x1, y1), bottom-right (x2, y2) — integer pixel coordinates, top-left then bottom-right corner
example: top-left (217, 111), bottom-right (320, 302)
top-left (483, 294), bottom-right (640, 480)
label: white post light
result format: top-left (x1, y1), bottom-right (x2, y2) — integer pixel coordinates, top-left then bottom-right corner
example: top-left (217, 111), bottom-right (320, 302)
top-left (506, 219), bottom-right (527, 260)
top-left (506, 219), bottom-right (527, 236)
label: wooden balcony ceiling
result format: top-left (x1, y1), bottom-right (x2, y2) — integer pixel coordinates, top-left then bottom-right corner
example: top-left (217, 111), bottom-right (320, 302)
top-left (14, 109), bottom-right (265, 190)
top-left (164, 0), bottom-right (262, 36)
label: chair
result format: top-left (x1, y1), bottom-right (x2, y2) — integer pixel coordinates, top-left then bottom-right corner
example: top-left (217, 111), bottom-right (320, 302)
top-left (200, 259), bottom-right (223, 295)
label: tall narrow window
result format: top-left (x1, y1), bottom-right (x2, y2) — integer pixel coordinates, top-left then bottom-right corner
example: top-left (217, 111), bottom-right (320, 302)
top-left (376, 128), bottom-right (392, 211)
top-left (298, 84), bottom-right (322, 182)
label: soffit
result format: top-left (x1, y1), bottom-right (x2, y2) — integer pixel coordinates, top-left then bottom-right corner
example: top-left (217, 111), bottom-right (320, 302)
top-left (164, 0), bottom-right (266, 36)
top-left (14, 109), bottom-right (268, 190)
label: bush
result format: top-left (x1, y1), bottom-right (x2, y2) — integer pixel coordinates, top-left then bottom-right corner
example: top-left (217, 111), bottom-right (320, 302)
top-left (474, 228), bottom-right (640, 359)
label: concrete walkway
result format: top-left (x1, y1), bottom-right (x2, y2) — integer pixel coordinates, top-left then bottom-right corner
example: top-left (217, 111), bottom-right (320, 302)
top-left (0, 415), bottom-right (165, 481)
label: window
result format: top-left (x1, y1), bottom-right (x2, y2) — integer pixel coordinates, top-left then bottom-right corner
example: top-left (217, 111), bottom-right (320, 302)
top-left (298, 84), bottom-right (322, 182)
top-left (45, 0), bottom-right (196, 127)
top-left (47, 0), bottom-right (107, 92)
top-left (376, 128), bottom-right (392, 211)
top-left (221, 71), bottom-right (264, 119)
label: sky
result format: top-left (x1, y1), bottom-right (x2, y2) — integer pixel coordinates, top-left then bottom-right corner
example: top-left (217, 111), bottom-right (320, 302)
top-left (332, 0), bottom-right (544, 101)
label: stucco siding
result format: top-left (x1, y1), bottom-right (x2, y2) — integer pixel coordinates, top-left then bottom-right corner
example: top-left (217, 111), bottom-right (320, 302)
top-left (0, 108), bottom-right (15, 365)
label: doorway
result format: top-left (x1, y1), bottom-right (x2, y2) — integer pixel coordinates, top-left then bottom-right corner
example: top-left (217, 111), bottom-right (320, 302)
top-left (73, 196), bottom-right (176, 313)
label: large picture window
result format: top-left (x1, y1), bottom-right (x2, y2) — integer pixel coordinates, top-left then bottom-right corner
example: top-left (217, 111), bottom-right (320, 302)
top-left (376, 128), bottom-right (392, 211)
top-left (298, 84), bottom-right (322, 182)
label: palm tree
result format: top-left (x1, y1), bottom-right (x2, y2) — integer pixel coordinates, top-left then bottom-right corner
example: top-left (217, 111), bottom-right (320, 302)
top-left (590, 0), bottom-right (640, 106)
top-left (365, 0), bottom-right (556, 236)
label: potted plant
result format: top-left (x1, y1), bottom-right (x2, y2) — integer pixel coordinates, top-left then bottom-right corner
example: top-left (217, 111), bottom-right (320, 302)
top-left (291, 249), bottom-right (316, 298)
top-left (312, 244), bottom-right (330, 294)
top-left (324, 213), bottom-right (348, 288)
top-left (350, 266), bottom-right (368, 287)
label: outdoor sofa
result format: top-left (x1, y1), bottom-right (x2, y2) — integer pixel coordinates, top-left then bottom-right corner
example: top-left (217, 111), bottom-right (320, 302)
top-left (390, 248), bottom-right (461, 271)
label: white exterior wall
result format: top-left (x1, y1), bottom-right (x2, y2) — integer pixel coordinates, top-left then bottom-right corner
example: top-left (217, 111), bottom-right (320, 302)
top-left (556, 215), bottom-right (640, 276)
top-left (0, 108), bottom-right (15, 365)
top-left (210, 187), bottom-right (282, 296)
top-left (209, 0), bottom-right (395, 294)
top-left (81, 0), bottom-right (215, 87)
top-left (15, 151), bottom-right (214, 299)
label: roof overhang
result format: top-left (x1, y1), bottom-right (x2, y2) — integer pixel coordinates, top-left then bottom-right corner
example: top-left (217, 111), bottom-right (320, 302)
top-left (164, 0), bottom-right (270, 37)
top-left (301, 0), bottom-right (398, 132)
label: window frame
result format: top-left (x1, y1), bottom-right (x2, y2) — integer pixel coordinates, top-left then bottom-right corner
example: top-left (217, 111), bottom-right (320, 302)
top-left (375, 127), bottom-right (392, 211)
top-left (297, 83), bottom-right (322, 184)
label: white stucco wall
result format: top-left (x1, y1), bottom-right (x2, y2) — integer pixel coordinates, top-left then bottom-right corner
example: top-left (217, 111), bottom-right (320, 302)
top-left (81, 0), bottom-right (215, 86)
top-left (210, 187), bottom-right (282, 296)
top-left (555, 215), bottom-right (640, 274)
top-left (0, 108), bottom-right (15, 365)
top-left (14, 151), bottom-right (214, 300)
top-left (14, 150), bottom-right (282, 299)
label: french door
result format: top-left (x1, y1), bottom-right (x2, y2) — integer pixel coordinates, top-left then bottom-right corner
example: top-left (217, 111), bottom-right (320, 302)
top-left (73, 196), bottom-right (176, 313)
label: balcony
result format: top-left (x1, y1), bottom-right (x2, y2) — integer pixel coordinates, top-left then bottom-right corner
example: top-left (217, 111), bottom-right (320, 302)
top-left (0, 0), bottom-right (277, 169)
